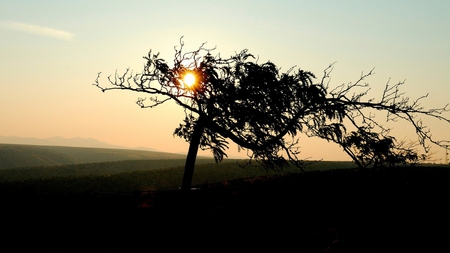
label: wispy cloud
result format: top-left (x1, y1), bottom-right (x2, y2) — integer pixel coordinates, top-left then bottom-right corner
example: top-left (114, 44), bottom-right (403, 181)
top-left (0, 21), bottom-right (75, 41)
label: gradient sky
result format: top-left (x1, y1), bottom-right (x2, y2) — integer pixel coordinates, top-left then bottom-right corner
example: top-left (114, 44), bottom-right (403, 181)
top-left (1, 0), bottom-right (449, 162)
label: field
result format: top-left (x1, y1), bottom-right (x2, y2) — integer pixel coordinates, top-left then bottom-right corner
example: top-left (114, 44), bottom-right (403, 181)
top-left (0, 156), bottom-right (355, 194)
top-left (0, 143), bottom-right (356, 194)
top-left (1, 144), bottom-right (449, 252)
top-left (0, 143), bottom-right (196, 170)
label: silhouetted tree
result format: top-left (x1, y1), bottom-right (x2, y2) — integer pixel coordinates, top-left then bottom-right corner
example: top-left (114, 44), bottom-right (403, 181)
top-left (94, 39), bottom-right (450, 190)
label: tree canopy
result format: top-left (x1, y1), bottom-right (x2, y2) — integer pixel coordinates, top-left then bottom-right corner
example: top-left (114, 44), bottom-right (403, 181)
top-left (94, 39), bottom-right (450, 190)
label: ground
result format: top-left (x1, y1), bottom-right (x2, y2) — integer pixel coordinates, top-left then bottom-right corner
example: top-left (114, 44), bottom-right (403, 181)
top-left (2, 167), bottom-right (449, 252)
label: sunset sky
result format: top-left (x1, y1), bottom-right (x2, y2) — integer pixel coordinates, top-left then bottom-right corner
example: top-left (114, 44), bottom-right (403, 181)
top-left (1, 0), bottom-right (449, 162)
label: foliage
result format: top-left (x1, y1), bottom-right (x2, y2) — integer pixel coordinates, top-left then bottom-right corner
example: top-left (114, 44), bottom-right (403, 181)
top-left (339, 127), bottom-right (427, 168)
top-left (94, 38), bottom-right (450, 188)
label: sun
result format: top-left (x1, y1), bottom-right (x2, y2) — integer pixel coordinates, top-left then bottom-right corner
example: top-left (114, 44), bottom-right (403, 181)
top-left (183, 72), bottom-right (196, 88)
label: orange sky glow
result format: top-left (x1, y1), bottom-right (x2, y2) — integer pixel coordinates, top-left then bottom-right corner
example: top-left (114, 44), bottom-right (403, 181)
top-left (1, 1), bottom-right (449, 163)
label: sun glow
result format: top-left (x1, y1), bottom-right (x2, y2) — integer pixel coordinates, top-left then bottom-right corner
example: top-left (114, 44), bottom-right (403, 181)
top-left (183, 72), bottom-right (196, 88)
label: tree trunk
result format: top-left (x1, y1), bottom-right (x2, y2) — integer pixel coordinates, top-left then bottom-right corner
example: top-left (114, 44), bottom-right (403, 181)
top-left (180, 115), bottom-right (205, 191)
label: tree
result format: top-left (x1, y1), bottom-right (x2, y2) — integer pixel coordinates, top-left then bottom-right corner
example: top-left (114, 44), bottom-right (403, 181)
top-left (94, 39), bottom-right (450, 190)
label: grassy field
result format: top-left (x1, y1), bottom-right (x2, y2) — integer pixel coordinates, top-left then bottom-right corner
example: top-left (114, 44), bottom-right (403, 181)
top-left (0, 143), bottom-right (357, 196)
top-left (1, 164), bottom-right (449, 252)
top-left (0, 143), bottom-right (198, 170)
top-left (0, 159), bottom-right (356, 195)
top-left (1, 148), bottom-right (449, 252)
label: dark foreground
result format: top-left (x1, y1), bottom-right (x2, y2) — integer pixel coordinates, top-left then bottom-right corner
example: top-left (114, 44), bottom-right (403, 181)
top-left (2, 167), bottom-right (450, 252)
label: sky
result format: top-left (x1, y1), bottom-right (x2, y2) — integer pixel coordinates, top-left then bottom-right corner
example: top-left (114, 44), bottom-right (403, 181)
top-left (1, 0), bottom-right (449, 162)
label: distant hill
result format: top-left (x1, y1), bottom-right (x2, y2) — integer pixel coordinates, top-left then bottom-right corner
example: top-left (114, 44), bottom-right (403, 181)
top-left (0, 135), bottom-right (156, 151)
top-left (0, 143), bottom-right (202, 170)
top-left (0, 144), bottom-right (79, 170)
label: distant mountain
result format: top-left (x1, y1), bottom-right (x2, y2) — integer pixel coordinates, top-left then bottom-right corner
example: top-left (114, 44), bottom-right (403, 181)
top-left (0, 135), bottom-right (156, 151)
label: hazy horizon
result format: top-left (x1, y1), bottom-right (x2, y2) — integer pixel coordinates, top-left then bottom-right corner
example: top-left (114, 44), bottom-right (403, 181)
top-left (1, 1), bottom-right (449, 163)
